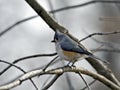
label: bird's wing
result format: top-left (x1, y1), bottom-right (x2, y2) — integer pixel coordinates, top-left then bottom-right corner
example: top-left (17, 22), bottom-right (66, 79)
top-left (60, 38), bottom-right (109, 64)
top-left (60, 39), bottom-right (92, 55)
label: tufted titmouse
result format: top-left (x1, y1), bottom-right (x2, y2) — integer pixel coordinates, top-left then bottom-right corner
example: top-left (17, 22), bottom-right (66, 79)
top-left (52, 31), bottom-right (108, 64)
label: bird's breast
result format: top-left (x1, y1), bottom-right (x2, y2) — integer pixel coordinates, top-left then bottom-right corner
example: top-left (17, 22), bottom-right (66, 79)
top-left (62, 50), bottom-right (79, 61)
top-left (56, 43), bottom-right (80, 61)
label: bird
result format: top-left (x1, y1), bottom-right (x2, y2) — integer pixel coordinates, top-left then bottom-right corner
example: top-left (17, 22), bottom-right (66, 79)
top-left (52, 31), bottom-right (108, 64)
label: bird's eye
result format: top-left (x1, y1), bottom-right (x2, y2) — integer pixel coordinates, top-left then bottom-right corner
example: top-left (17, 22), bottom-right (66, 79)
top-left (51, 37), bottom-right (58, 42)
top-left (55, 37), bottom-right (58, 41)
top-left (51, 36), bottom-right (58, 43)
top-left (54, 33), bottom-right (59, 40)
top-left (51, 32), bottom-right (59, 43)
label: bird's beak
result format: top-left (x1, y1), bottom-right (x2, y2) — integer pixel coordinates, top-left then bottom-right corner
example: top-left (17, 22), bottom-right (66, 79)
top-left (51, 40), bottom-right (55, 43)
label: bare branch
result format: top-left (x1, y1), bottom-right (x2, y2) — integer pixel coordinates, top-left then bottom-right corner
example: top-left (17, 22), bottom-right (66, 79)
top-left (0, 67), bottom-right (120, 90)
top-left (90, 37), bottom-right (120, 53)
top-left (80, 31), bottom-right (120, 42)
top-left (1, 0), bottom-right (120, 37)
top-left (91, 36), bottom-right (119, 48)
top-left (0, 53), bottom-right (57, 76)
top-left (64, 72), bottom-right (75, 90)
top-left (81, 80), bottom-right (96, 90)
top-left (86, 57), bottom-right (120, 86)
top-left (38, 55), bottom-right (59, 77)
top-left (41, 74), bottom-right (62, 90)
top-left (0, 15), bottom-right (38, 37)
top-left (13, 53), bottom-right (57, 63)
top-left (77, 71), bottom-right (91, 90)
top-left (92, 48), bottom-right (120, 53)
top-left (50, 0), bottom-right (120, 13)
top-left (43, 56), bottom-right (59, 71)
top-left (0, 59), bottom-right (38, 90)
top-left (100, 17), bottom-right (120, 22)
top-left (25, 0), bottom-right (68, 33)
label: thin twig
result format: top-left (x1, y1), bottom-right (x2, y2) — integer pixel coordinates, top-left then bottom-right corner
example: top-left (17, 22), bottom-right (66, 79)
top-left (41, 74), bottom-right (62, 90)
top-left (43, 56), bottom-right (59, 71)
top-left (77, 72), bottom-right (91, 90)
top-left (80, 31), bottom-right (120, 42)
top-left (80, 29), bottom-right (120, 50)
top-left (0, 53), bottom-right (57, 76)
top-left (81, 80), bottom-right (96, 90)
top-left (41, 75), bottom-right (53, 88)
top-left (38, 56), bottom-right (59, 77)
top-left (14, 53), bottom-right (57, 63)
top-left (48, 0), bottom-right (56, 18)
top-left (93, 38), bottom-right (115, 47)
top-left (60, 60), bottom-right (75, 90)
top-left (94, 48), bottom-right (120, 53)
top-left (91, 37), bottom-right (120, 52)
top-left (65, 73), bottom-right (75, 90)
top-left (39, 56), bottom-right (60, 89)
top-left (50, 0), bottom-right (120, 13)
top-left (100, 17), bottom-right (120, 22)
top-left (0, 59), bottom-right (38, 90)
top-left (0, 15), bottom-right (38, 37)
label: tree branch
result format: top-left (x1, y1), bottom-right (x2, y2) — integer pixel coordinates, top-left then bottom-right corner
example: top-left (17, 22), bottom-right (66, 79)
top-left (77, 71), bottom-right (90, 90)
top-left (1, 1), bottom-right (120, 37)
top-left (41, 74), bottom-right (62, 90)
top-left (50, 0), bottom-right (120, 13)
top-left (0, 59), bottom-right (38, 90)
top-left (0, 15), bottom-right (38, 37)
top-left (94, 48), bottom-right (120, 53)
top-left (0, 67), bottom-right (120, 90)
top-left (0, 53), bottom-right (57, 76)
top-left (80, 31), bottom-right (120, 42)
top-left (25, 0), bottom-right (67, 32)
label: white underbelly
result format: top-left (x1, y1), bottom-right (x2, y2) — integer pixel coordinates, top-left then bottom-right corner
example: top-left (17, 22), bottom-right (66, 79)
top-left (55, 43), bottom-right (87, 61)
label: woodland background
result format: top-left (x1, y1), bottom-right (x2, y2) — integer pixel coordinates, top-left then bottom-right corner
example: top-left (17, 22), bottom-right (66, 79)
top-left (0, 0), bottom-right (120, 90)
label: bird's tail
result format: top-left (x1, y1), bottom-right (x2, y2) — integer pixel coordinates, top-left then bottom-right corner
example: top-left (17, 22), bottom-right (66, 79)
top-left (88, 54), bottom-right (110, 64)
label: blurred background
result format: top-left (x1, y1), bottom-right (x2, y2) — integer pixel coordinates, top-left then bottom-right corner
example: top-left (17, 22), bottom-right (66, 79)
top-left (0, 0), bottom-right (120, 90)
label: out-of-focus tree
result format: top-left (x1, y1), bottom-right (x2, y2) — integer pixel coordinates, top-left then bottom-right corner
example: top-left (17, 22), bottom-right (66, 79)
top-left (0, 0), bottom-right (120, 90)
